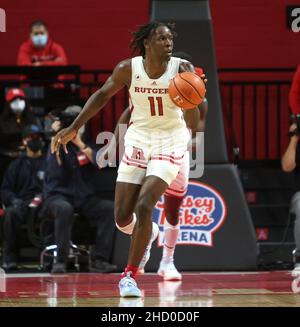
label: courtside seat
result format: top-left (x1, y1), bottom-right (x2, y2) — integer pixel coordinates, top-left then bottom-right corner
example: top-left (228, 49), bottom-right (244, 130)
top-left (39, 213), bottom-right (91, 271)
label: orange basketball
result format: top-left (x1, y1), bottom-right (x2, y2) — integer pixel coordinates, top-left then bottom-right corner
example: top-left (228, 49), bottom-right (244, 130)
top-left (168, 72), bottom-right (206, 109)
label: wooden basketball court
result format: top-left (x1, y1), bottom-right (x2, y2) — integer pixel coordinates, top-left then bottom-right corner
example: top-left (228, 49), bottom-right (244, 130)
top-left (0, 271), bottom-right (299, 307)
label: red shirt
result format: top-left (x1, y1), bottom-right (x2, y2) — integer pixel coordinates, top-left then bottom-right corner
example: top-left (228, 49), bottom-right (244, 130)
top-left (17, 38), bottom-right (68, 66)
top-left (289, 65), bottom-right (300, 114)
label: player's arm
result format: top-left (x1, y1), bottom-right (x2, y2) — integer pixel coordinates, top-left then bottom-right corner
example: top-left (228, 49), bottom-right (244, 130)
top-left (96, 107), bottom-right (131, 168)
top-left (190, 98), bottom-right (208, 152)
top-left (113, 107), bottom-right (131, 146)
top-left (51, 59), bottom-right (131, 155)
top-left (99, 106), bottom-right (131, 155)
top-left (194, 98), bottom-right (208, 133)
top-left (179, 60), bottom-right (203, 132)
top-left (282, 124), bottom-right (299, 172)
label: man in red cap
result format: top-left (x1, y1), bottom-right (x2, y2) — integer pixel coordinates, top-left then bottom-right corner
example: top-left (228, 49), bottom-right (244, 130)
top-left (17, 20), bottom-right (68, 66)
top-left (4, 88), bottom-right (31, 123)
top-left (5, 88), bottom-right (25, 104)
top-left (0, 88), bottom-right (36, 183)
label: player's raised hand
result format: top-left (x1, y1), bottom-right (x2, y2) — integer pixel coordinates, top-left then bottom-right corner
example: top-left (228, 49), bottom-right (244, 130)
top-left (51, 126), bottom-right (77, 160)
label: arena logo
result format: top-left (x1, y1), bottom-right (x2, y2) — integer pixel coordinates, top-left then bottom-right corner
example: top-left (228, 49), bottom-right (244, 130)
top-left (153, 181), bottom-right (227, 247)
top-left (0, 8), bottom-right (6, 32)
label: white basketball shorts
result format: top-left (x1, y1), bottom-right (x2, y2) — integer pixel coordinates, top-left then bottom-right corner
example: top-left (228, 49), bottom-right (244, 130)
top-left (117, 128), bottom-right (189, 186)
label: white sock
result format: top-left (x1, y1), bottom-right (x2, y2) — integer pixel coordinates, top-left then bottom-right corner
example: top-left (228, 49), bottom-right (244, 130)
top-left (162, 220), bottom-right (180, 263)
top-left (116, 213), bottom-right (137, 235)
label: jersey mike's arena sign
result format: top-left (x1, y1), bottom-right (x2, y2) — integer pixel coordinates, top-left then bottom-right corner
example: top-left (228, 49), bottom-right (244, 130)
top-left (153, 181), bottom-right (227, 247)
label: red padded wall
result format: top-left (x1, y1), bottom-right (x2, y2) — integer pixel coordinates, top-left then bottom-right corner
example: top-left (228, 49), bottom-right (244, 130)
top-left (1, 0), bottom-right (298, 69)
top-left (209, 0), bottom-right (300, 160)
top-left (0, 0), bottom-right (149, 68)
top-left (210, 0), bottom-right (300, 68)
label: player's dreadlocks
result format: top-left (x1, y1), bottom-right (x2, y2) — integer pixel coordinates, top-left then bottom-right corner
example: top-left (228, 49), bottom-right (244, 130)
top-left (130, 21), bottom-right (176, 57)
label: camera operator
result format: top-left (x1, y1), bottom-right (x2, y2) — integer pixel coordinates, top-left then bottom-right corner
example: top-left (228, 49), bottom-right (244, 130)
top-left (1, 124), bottom-right (46, 271)
top-left (282, 117), bottom-right (300, 272)
top-left (41, 105), bottom-right (117, 274)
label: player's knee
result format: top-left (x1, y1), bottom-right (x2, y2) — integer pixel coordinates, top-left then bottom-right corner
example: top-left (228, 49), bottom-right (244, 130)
top-left (114, 206), bottom-right (131, 227)
top-left (135, 196), bottom-right (154, 218)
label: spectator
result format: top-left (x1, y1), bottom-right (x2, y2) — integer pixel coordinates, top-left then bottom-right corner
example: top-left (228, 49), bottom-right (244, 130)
top-left (282, 122), bottom-right (300, 273)
top-left (1, 124), bottom-right (46, 271)
top-left (41, 106), bottom-right (117, 274)
top-left (17, 20), bottom-right (68, 66)
top-left (0, 88), bottom-right (37, 184)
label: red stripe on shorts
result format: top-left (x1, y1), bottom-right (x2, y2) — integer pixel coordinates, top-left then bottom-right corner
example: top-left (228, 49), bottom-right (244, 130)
top-left (153, 153), bottom-right (184, 160)
top-left (122, 159), bottom-right (147, 169)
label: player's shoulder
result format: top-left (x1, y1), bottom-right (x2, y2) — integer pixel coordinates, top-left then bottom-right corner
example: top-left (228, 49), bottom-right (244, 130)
top-left (112, 58), bottom-right (132, 81)
top-left (115, 58), bottom-right (132, 72)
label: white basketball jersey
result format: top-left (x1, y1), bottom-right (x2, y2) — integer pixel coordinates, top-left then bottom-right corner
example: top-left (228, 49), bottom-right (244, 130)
top-left (128, 56), bottom-right (187, 135)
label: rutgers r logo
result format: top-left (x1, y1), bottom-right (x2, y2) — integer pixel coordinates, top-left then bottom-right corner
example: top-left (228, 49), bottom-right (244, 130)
top-left (132, 146), bottom-right (145, 161)
top-left (0, 8), bottom-right (6, 32)
top-left (173, 95), bottom-right (184, 105)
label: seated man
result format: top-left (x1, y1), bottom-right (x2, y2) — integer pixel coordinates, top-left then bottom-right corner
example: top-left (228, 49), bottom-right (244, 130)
top-left (1, 124), bottom-right (46, 271)
top-left (42, 106), bottom-right (117, 274)
top-left (17, 20), bottom-right (68, 66)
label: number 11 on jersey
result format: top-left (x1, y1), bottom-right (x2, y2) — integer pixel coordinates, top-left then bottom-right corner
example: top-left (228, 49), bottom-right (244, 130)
top-left (148, 96), bottom-right (164, 116)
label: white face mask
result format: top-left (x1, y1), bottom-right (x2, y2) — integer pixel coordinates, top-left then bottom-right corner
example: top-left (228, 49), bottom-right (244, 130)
top-left (31, 34), bottom-right (48, 47)
top-left (10, 99), bottom-right (26, 114)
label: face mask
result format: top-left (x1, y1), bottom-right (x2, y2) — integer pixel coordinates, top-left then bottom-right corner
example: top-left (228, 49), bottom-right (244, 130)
top-left (27, 139), bottom-right (43, 153)
top-left (32, 34), bottom-right (48, 47)
top-left (10, 99), bottom-right (26, 114)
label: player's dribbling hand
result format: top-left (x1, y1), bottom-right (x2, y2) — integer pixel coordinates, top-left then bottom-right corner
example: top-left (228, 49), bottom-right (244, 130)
top-left (51, 126), bottom-right (77, 163)
top-left (200, 74), bottom-right (208, 84)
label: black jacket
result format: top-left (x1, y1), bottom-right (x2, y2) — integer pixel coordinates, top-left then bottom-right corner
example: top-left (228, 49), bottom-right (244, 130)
top-left (1, 154), bottom-right (46, 206)
top-left (43, 142), bottom-right (100, 208)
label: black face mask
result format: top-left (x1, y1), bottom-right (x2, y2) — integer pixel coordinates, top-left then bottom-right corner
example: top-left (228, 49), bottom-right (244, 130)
top-left (27, 139), bottom-right (43, 153)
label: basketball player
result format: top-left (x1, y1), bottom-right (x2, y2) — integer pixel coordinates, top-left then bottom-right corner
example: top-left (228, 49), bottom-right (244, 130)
top-left (52, 21), bottom-right (203, 297)
top-left (98, 91), bottom-right (207, 281)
